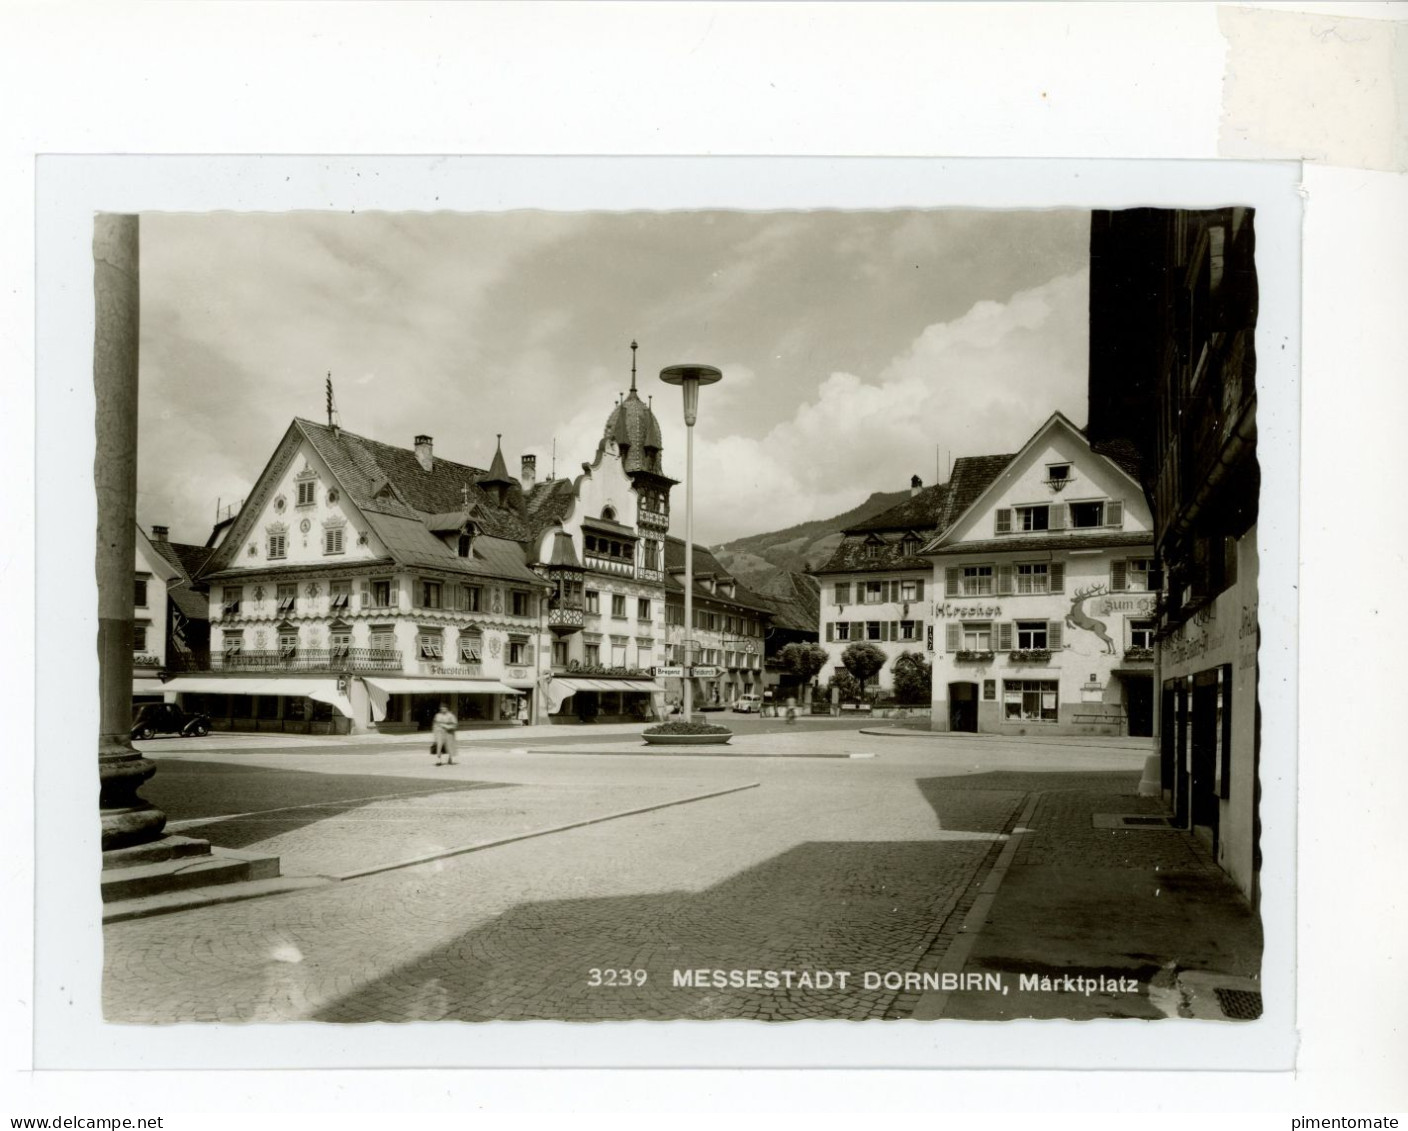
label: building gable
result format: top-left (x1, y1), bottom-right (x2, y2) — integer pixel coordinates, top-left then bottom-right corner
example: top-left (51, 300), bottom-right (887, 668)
top-left (206, 427), bottom-right (392, 575)
top-left (934, 413), bottom-right (1152, 549)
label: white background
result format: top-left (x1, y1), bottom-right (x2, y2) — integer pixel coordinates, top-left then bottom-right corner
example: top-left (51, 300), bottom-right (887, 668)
top-left (4, 0), bottom-right (1406, 1119)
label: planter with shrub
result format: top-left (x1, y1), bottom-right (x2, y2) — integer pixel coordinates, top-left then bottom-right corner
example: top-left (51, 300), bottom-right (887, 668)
top-left (642, 720), bottom-right (733, 746)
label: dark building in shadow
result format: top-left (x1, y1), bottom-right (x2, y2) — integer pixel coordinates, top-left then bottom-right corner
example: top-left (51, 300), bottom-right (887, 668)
top-left (1087, 208), bottom-right (1261, 904)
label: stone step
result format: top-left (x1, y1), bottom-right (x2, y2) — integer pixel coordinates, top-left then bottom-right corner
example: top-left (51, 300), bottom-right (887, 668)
top-left (102, 875), bottom-right (330, 924)
top-left (100, 847), bottom-right (282, 903)
top-left (101, 834), bottom-right (213, 871)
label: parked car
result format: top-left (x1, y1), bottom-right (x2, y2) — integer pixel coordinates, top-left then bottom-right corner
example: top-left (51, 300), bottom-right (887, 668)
top-left (732, 694), bottom-right (763, 714)
top-left (131, 702), bottom-right (211, 740)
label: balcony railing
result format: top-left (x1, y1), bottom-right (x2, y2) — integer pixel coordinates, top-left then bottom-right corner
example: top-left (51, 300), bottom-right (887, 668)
top-left (1123, 646), bottom-right (1154, 662)
top-left (169, 648), bottom-right (404, 673)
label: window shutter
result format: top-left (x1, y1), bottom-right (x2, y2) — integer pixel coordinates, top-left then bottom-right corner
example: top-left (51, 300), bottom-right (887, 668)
top-left (996, 622), bottom-right (1013, 652)
top-left (826, 622), bottom-right (834, 642)
top-left (995, 508), bottom-right (1012, 535)
top-left (1107, 500), bottom-right (1124, 528)
top-left (915, 579), bottom-right (925, 601)
top-left (359, 581), bottom-right (369, 610)
top-left (1049, 562), bottom-right (1065, 593)
top-left (998, 563), bottom-right (1014, 595)
top-left (1111, 560), bottom-right (1128, 591)
top-left (945, 623), bottom-right (961, 653)
top-left (1049, 504), bottom-right (1067, 531)
top-left (945, 567), bottom-right (960, 596)
top-left (1048, 620), bottom-right (1063, 651)
top-left (890, 621), bottom-right (899, 641)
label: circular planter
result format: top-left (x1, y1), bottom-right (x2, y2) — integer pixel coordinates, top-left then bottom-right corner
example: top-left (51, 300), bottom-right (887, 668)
top-left (642, 731), bottom-right (733, 746)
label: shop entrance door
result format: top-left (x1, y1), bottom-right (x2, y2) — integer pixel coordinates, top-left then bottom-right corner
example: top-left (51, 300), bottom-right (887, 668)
top-left (1125, 676), bottom-right (1154, 737)
top-left (1190, 669), bottom-right (1221, 851)
top-left (948, 682), bottom-right (978, 732)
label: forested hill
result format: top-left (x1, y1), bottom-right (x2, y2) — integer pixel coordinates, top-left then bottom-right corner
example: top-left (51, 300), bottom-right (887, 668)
top-left (712, 489), bottom-right (908, 590)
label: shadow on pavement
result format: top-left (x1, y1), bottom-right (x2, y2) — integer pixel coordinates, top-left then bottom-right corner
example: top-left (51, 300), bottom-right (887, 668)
top-left (143, 759), bottom-right (514, 850)
top-left (310, 837), bottom-right (1006, 1024)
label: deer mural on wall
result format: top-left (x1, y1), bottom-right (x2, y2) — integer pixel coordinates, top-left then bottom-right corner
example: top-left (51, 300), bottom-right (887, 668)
top-left (1066, 583), bottom-right (1117, 654)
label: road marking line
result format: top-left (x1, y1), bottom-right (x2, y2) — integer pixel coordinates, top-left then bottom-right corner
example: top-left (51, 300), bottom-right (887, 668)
top-left (163, 786), bottom-right (474, 831)
top-left (332, 781), bottom-right (762, 880)
top-left (910, 790), bottom-right (1042, 1021)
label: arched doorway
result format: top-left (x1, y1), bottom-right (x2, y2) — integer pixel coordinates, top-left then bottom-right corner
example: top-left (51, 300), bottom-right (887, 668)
top-left (948, 681), bottom-right (978, 732)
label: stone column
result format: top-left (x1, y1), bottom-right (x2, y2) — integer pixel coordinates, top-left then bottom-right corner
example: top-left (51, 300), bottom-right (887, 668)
top-left (95, 213), bottom-right (166, 850)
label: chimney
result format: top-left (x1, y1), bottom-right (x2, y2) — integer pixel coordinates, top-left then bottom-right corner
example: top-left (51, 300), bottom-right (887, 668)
top-left (152, 525), bottom-right (169, 541)
top-left (414, 434), bottom-right (433, 472)
top-left (521, 454), bottom-right (537, 491)
top-left (910, 474), bottom-right (923, 497)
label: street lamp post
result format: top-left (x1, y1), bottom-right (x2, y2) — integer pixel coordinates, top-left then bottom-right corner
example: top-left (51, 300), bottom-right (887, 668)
top-left (659, 363), bottom-right (722, 725)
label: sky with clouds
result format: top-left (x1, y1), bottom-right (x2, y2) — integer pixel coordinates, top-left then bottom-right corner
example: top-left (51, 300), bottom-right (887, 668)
top-left (136, 209), bottom-right (1091, 547)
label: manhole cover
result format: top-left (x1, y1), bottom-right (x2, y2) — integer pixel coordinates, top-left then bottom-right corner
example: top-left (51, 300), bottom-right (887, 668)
top-left (1215, 987), bottom-right (1263, 1020)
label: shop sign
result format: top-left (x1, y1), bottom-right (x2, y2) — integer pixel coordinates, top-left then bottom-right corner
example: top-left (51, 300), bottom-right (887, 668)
top-left (938, 602), bottom-right (1003, 619)
top-left (1096, 596), bottom-right (1155, 616)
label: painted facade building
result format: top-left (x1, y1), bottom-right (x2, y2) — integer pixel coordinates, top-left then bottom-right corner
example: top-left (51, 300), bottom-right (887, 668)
top-left (1087, 206), bottom-right (1261, 901)
top-left (536, 361), bottom-right (676, 722)
top-left (168, 420), bottom-right (552, 734)
top-left (924, 413), bottom-right (1156, 736)
top-left (813, 476), bottom-right (946, 694)
top-left (132, 526), bottom-right (179, 705)
top-left (164, 345), bottom-right (770, 731)
top-left (133, 524), bottom-right (212, 706)
top-left (661, 539), bottom-right (770, 710)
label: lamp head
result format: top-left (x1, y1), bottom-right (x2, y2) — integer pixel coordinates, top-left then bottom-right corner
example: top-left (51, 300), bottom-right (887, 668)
top-left (659, 363), bottom-right (722, 426)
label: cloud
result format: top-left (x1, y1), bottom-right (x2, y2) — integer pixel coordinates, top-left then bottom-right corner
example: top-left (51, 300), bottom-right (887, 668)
top-left (694, 269), bottom-right (1090, 543)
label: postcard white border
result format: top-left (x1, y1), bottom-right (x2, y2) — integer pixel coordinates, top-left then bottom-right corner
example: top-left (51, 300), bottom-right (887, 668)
top-left (34, 154), bottom-right (1301, 1071)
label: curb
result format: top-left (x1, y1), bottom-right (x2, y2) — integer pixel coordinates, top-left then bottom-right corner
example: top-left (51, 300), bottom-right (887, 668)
top-left (909, 791), bottom-right (1043, 1020)
top-left (526, 746), bottom-right (850, 759)
top-left (859, 726), bottom-right (1152, 752)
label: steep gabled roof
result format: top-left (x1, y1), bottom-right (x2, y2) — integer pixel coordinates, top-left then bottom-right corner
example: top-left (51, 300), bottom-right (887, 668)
top-left (298, 419), bottom-right (531, 540)
top-left (664, 536), bottom-right (776, 616)
top-left (815, 455), bottom-right (1016, 575)
top-left (847, 482), bottom-right (953, 534)
top-left (524, 477), bottom-right (577, 541)
top-left (924, 411), bottom-right (1145, 553)
top-left (204, 419), bottom-right (548, 587)
top-left (151, 540), bottom-right (214, 582)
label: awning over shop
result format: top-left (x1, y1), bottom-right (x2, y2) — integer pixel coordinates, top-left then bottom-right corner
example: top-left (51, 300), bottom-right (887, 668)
top-left (161, 676), bottom-right (353, 718)
top-left (361, 676), bottom-right (522, 723)
top-left (132, 677), bottom-right (170, 697)
top-left (545, 677), bottom-right (664, 714)
top-left (362, 677), bottom-right (522, 696)
top-left (551, 677), bottom-right (662, 694)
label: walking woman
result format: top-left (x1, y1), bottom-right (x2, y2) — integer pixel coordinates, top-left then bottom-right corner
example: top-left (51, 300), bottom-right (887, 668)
top-left (431, 701), bottom-right (458, 765)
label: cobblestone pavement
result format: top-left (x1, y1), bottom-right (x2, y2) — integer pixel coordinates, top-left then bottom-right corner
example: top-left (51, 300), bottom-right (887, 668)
top-left (936, 785), bottom-right (1263, 1021)
top-left (104, 734), bottom-right (1148, 1023)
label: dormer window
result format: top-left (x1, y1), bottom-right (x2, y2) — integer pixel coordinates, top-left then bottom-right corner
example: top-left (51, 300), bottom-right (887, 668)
top-left (901, 535), bottom-right (920, 557)
top-left (458, 530), bottom-right (473, 557)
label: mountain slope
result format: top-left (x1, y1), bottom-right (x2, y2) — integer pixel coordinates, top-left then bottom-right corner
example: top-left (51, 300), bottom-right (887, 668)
top-left (712, 489), bottom-right (908, 589)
